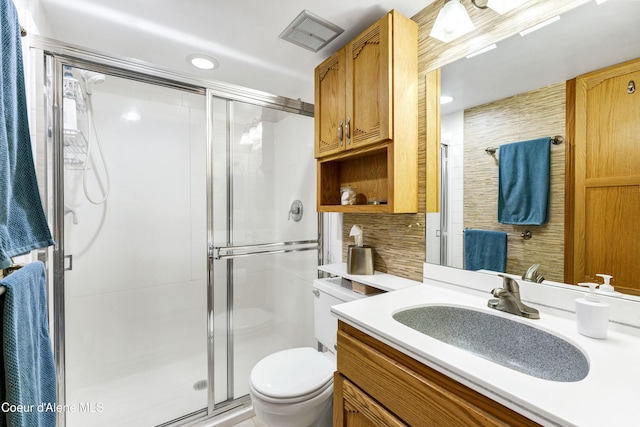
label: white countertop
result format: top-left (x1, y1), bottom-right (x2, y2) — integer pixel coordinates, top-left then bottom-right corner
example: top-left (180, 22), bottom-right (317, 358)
top-left (318, 263), bottom-right (421, 292)
top-left (331, 280), bottom-right (640, 427)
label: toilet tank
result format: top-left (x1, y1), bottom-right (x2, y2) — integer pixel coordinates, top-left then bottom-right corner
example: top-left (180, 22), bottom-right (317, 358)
top-left (313, 277), bottom-right (368, 352)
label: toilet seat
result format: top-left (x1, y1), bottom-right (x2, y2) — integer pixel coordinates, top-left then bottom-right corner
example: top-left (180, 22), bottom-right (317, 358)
top-left (250, 347), bottom-right (335, 404)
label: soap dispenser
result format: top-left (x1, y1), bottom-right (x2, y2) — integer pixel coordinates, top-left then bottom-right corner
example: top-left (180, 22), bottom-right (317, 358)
top-left (595, 274), bottom-right (621, 296)
top-left (575, 283), bottom-right (609, 339)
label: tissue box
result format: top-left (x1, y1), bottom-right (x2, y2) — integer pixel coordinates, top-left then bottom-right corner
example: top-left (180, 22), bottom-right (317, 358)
top-left (347, 245), bottom-right (374, 275)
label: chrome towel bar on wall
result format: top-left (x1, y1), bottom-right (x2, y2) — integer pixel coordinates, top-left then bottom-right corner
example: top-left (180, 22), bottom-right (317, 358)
top-left (485, 135), bottom-right (564, 156)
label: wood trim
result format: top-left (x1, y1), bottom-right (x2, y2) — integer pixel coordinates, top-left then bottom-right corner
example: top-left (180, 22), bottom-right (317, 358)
top-left (333, 372), bottom-right (346, 426)
top-left (585, 176), bottom-right (640, 188)
top-left (337, 322), bottom-right (539, 427)
top-left (571, 76), bottom-right (588, 284)
top-left (564, 79), bottom-right (577, 284)
top-left (579, 56), bottom-right (640, 90)
top-left (391, 10), bottom-right (419, 214)
top-left (425, 69), bottom-right (440, 213)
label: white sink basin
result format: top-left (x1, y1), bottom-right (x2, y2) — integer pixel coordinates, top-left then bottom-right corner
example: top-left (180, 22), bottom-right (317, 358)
top-left (393, 305), bottom-right (589, 382)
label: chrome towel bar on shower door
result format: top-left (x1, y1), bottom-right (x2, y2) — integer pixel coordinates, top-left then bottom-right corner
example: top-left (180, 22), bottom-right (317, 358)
top-left (211, 240), bottom-right (319, 260)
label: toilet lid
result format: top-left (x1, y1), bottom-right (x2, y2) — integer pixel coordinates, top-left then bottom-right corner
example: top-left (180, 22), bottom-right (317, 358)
top-left (250, 347), bottom-right (335, 400)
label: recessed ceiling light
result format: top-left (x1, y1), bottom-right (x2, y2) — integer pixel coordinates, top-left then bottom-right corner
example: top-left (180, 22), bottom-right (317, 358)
top-left (187, 54), bottom-right (220, 70)
top-left (440, 95), bottom-right (454, 104)
top-left (122, 111), bottom-right (141, 121)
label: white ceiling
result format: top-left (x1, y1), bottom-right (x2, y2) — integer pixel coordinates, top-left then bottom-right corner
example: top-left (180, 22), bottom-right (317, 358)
top-left (34, 0), bottom-right (640, 110)
top-left (36, 0), bottom-right (433, 103)
top-left (440, 0), bottom-right (640, 115)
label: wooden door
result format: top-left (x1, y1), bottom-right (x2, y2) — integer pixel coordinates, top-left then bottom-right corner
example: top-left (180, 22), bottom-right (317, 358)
top-left (568, 58), bottom-right (640, 295)
top-left (345, 14), bottom-right (391, 151)
top-left (315, 48), bottom-right (346, 158)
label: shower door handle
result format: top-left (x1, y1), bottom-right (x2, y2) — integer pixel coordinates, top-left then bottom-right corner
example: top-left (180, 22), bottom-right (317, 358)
top-left (212, 240), bottom-right (318, 260)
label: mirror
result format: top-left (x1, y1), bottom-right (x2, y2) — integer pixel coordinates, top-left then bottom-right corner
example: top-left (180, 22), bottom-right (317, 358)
top-left (427, 0), bottom-right (640, 295)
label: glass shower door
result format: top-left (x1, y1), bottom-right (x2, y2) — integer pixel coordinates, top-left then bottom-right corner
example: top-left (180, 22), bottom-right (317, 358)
top-left (55, 62), bottom-right (208, 427)
top-left (210, 97), bottom-right (317, 405)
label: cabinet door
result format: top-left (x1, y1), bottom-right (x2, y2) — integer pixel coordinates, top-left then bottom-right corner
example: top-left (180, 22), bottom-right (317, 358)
top-left (334, 373), bottom-right (407, 427)
top-left (568, 58), bottom-right (640, 293)
top-left (345, 14), bottom-right (391, 150)
top-left (315, 49), bottom-right (346, 158)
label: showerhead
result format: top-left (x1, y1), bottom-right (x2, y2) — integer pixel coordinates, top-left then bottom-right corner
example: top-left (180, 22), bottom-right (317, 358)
top-left (81, 70), bottom-right (106, 85)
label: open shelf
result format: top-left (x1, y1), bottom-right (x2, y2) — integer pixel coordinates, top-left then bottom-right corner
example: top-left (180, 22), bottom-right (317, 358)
top-left (317, 145), bottom-right (392, 212)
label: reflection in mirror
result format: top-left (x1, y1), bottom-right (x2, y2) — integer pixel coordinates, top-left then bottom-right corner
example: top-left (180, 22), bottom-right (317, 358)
top-left (427, 0), bottom-right (640, 295)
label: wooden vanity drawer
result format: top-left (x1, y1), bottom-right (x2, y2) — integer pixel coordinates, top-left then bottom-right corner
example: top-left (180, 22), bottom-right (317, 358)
top-left (335, 373), bottom-right (407, 427)
top-left (336, 321), bottom-right (539, 427)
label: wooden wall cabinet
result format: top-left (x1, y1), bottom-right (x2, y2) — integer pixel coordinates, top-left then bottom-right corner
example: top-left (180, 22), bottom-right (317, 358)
top-left (314, 10), bottom-right (418, 213)
top-left (334, 322), bottom-right (540, 427)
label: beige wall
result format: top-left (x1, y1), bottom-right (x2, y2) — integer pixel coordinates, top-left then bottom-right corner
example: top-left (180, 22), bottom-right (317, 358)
top-left (342, 0), bottom-right (587, 281)
top-left (464, 82), bottom-right (566, 281)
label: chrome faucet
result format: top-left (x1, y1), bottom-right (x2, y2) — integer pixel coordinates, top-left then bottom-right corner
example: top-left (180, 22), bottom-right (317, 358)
top-left (522, 263), bottom-right (544, 283)
top-left (488, 275), bottom-right (540, 319)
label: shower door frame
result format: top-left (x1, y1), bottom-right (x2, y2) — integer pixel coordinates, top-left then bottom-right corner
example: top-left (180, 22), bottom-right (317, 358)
top-left (208, 97), bottom-right (321, 407)
top-left (30, 36), bottom-right (316, 427)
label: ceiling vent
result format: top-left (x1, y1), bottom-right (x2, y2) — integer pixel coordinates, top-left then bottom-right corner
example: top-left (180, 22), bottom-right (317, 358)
top-left (279, 10), bottom-right (344, 52)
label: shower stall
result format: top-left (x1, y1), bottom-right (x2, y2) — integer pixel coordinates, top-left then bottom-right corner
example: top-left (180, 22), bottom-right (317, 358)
top-left (32, 39), bottom-right (317, 427)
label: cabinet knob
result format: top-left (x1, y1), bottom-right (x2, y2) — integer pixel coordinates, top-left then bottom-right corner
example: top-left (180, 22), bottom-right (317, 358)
top-left (338, 119), bottom-right (344, 146)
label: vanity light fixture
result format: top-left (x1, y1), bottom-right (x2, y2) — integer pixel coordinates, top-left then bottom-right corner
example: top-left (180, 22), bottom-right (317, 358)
top-left (465, 43), bottom-right (497, 58)
top-left (519, 16), bottom-right (560, 37)
top-left (430, 0), bottom-right (475, 43)
top-left (431, 0), bottom-right (530, 43)
top-left (186, 54), bottom-right (220, 70)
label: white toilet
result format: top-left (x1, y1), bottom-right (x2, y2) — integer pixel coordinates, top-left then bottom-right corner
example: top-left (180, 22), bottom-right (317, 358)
top-left (249, 277), bottom-right (366, 427)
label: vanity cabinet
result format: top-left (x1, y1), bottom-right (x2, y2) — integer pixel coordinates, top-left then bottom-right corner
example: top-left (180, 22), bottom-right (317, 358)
top-left (334, 321), bottom-right (540, 427)
top-left (314, 10), bottom-right (418, 213)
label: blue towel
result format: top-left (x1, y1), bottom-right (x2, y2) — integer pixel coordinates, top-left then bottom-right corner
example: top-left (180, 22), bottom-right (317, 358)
top-left (0, 0), bottom-right (55, 269)
top-left (497, 137), bottom-right (551, 225)
top-left (0, 261), bottom-right (56, 427)
top-left (464, 229), bottom-right (507, 272)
